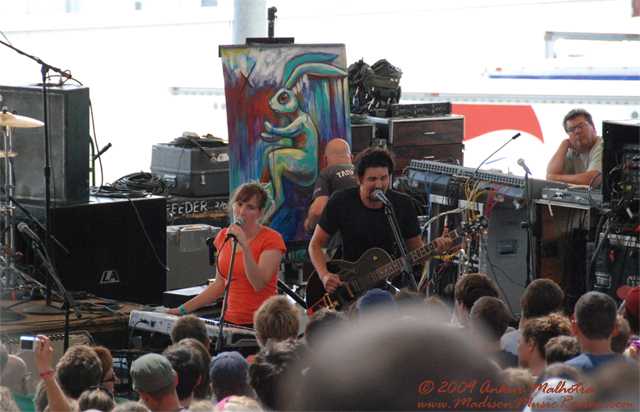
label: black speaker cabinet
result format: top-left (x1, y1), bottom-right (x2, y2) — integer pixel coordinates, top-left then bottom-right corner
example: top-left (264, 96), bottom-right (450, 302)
top-left (18, 196), bottom-right (167, 304)
top-left (0, 84), bottom-right (90, 205)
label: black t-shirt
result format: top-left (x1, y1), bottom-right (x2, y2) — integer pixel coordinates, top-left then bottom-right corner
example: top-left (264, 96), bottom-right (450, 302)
top-left (318, 187), bottom-right (421, 262)
top-left (311, 163), bottom-right (358, 201)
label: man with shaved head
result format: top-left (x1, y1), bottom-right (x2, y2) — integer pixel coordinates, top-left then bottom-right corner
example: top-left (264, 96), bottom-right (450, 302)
top-left (0, 355), bottom-right (35, 411)
top-left (305, 138), bottom-right (357, 236)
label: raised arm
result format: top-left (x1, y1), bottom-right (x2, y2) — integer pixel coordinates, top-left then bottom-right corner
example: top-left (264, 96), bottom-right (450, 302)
top-left (546, 139), bottom-right (571, 178)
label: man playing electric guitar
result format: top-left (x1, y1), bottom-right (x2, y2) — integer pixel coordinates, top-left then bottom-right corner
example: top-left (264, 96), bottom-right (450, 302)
top-left (308, 148), bottom-right (452, 298)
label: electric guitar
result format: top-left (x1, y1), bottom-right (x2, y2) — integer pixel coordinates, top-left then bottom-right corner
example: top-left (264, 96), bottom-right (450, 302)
top-left (305, 215), bottom-right (489, 314)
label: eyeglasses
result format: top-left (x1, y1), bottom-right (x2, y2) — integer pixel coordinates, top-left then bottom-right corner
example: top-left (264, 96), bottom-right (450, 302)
top-left (566, 122), bottom-right (589, 134)
top-left (101, 372), bottom-right (117, 384)
top-left (23, 373), bottom-right (31, 381)
top-left (83, 385), bottom-right (115, 401)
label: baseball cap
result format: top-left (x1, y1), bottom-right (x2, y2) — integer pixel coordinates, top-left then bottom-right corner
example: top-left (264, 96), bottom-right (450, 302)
top-left (130, 353), bottom-right (176, 393)
top-left (617, 285), bottom-right (639, 318)
top-left (356, 288), bottom-right (396, 312)
top-left (209, 351), bottom-right (248, 392)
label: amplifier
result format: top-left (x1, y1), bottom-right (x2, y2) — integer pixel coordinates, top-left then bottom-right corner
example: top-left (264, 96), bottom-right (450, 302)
top-left (0, 84), bottom-right (90, 205)
top-left (166, 224), bottom-right (221, 290)
top-left (390, 102), bottom-right (452, 118)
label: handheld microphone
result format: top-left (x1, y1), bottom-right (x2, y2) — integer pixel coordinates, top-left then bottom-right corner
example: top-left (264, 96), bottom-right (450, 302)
top-left (17, 222), bottom-right (41, 243)
top-left (517, 158), bottom-right (532, 176)
top-left (372, 189), bottom-right (390, 206)
top-left (226, 217), bottom-right (245, 239)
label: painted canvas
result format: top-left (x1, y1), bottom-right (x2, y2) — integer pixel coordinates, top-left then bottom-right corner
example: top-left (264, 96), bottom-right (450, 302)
top-left (220, 43), bottom-right (351, 241)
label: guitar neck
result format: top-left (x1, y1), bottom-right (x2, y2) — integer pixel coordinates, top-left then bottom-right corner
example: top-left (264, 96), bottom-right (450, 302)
top-left (361, 228), bottom-right (464, 288)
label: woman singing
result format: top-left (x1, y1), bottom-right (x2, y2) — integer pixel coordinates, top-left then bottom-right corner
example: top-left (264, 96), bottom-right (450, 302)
top-left (165, 182), bottom-right (286, 327)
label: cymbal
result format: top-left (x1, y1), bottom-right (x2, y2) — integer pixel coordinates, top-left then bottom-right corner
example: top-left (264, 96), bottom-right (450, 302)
top-left (0, 112), bottom-right (44, 128)
top-left (0, 151), bottom-right (18, 158)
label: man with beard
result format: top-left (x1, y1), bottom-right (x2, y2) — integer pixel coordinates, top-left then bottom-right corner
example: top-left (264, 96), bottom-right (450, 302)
top-left (546, 108), bottom-right (603, 187)
top-left (309, 147), bottom-right (451, 295)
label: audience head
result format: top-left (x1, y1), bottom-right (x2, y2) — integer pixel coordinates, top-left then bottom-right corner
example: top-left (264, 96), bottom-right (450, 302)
top-left (249, 339), bottom-right (303, 411)
top-left (77, 385), bottom-right (117, 412)
top-left (187, 400), bottom-right (216, 412)
top-left (618, 285), bottom-right (639, 336)
top-left (612, 314), bottom-right (631, 354)
top-left (171, 315), bottom-right (209, 349)
top-left (454, 273), bottom-right (499, 325)
top-left (0, 386), bottom-right (19, 412)
top-left (0, 341), bottom-right (8, 377)
top-left (130, 353), bottom-right (178, 405)
top-left (573, 291), bottom-right (618, 341)
top-left (520, 313), bottom-right (572, 363)
top-left (297, 318), bottom-right (508, 410)
top-left (0, 355), bottom-right (29, 395)
top-left (112, 401), bottom-right (151, 412)
top-left (499, 368), bottom-right (535, 406)
top-left (304, 308), bottom-right (345, 351)
top-left (253, 296), bottom-right (300, 348)
top-left (93, 346), bottom-right (118, 393)
top-left (535, 363), bottom-right (582, 385)
top-left (55, 345), bottom-right (103, 399)
top-left (177, 338), bottom-right (212, 400)
top-left (209, 351), bottom-right (250, 401)
top-left (394, 288), bottom-right (427, 317)
top-left (469, 296), bottom-right (510, 343)
top-left (355, 288), bottom-right (397, 322)
top-left (34, 379), bottom-right (48, 412)
top-left (163, 344), bottom-right (204, 402)
top-left (544, 335), bottom-right (580, 364)
top-left (521, 278), bottom-right (564, 320)
top-left (423, 296), bottom-right (452, 323)
top-left (220, 395), bottom-right (262, 411)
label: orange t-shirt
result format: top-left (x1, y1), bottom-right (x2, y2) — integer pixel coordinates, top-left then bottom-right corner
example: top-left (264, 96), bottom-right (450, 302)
top-left (214, 226), bottom-right (286, 325)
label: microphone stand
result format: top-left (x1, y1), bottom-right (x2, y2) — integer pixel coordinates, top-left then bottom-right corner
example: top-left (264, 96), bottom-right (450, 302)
top-left (522, 171), bottom-right (534, 285)
top-left (382, 200), bottom-right (419, 293)
top-left (215, 236), bottom-right (238, 353)
top-left (0, 39), bottom-right (73, 315)
top-left (28, 236), bottom-right (81, 352)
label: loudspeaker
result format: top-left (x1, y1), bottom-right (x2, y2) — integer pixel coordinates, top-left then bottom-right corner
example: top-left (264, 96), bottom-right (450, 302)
top-left (0, 84), bottom-right (90, 205)
top-left (17, 196), bottom-right (167, 304)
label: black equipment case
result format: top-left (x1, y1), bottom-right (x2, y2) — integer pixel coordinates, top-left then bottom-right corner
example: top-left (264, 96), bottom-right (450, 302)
top-left (151, 143), bottom-right (230, 197)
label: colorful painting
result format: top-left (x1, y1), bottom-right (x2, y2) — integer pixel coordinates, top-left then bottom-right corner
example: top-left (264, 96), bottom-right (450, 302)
top-left (220, 44), bottom-right (351, 241)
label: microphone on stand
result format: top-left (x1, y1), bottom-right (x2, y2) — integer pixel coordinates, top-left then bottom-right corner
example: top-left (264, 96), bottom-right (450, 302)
top-left (517, 158), bottom-right (532, 176)
top-left (373, 189), bottom-right (391, 206)
top-left (225, 217), bottom-right (245, 240)
top-left (470, 132), bottom-right (521, 179)
top-left (17, 222), bottom-right (41, 243)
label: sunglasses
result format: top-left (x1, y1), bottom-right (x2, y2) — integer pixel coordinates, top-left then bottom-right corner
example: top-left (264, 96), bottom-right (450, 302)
top-left (83, 385), bottom-right (115, 401)
top-left (101, 372), bottom-right (118, 384)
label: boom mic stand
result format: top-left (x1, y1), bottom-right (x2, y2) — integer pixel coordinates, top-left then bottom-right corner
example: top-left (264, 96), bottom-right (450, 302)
top-left (27, 233), bottom-right (81, 352)
top-left (215, 236), bottom-right (238, 353)
top-left (382, 198), bottom-right (420, 293)
top-left (0, 39), bottom-right (73, 315)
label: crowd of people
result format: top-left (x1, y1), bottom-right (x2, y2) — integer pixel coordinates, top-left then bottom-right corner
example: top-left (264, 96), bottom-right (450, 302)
top-left (0, 279), bottom-right (638, 411)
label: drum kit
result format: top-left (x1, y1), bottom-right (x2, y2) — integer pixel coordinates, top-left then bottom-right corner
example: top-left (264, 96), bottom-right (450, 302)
top-left (0, 110), bottom-right (44, 288)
